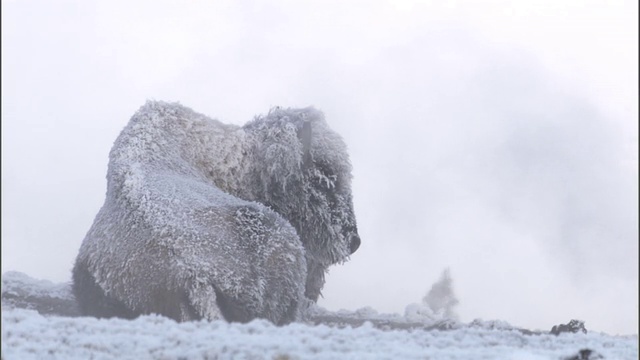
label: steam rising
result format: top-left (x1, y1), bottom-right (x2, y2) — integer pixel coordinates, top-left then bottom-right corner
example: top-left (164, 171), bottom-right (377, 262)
top-left (404, 268), bottom-right (459, 322)
top-left (424, 268), bottom-right (459, 321)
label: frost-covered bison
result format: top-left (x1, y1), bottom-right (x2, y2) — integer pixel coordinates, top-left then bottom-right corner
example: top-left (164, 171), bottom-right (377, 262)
top-left (72, 101), bottom-right (360, 325)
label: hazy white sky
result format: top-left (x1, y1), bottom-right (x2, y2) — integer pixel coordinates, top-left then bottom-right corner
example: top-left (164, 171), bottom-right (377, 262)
top-left (2, 0), bottom-right (638, 335)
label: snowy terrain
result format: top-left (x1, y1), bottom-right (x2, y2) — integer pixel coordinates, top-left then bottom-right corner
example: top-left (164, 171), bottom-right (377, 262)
top-left (1, 272), bottom-right (637, 359)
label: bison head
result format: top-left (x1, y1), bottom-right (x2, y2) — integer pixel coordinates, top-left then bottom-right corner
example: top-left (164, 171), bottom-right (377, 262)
top-left (244, 107), bottom-right (360, 301)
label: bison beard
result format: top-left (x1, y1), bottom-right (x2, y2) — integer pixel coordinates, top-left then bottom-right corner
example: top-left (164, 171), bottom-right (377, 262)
top-left (72, 101), bottom-right (360, 325)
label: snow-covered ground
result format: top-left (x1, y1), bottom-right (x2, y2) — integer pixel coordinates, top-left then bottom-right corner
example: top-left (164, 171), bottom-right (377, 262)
top-left (2, 272), bottom-right (637, 360)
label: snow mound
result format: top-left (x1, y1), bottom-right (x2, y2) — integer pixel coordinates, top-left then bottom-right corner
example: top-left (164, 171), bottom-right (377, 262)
top-left (2, 272), bottom-right (637, 359)
top-left (1, 271), bottom-right (79, 317)
top-left (2, 308), bottom-right (637, 360)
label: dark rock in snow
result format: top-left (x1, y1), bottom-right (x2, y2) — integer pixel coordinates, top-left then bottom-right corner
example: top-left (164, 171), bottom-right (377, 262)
top-left (563, 348), bottom-right (605, 360)
top-left (551, 319), bottom-right (588, 335)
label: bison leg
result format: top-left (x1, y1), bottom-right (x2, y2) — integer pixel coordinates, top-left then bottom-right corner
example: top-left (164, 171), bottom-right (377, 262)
top-left (304, 261), bottom-right (326, 302)
top-left (72, 261), bottom-right (137, 319)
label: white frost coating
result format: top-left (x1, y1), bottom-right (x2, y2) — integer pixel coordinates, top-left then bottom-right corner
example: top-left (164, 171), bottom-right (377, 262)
top-left (72, 101), bottom-right (359, 324)
top-left (2, 308), bottom-right (637, 360)
top-left (3, 274), bottom-right (637, 359)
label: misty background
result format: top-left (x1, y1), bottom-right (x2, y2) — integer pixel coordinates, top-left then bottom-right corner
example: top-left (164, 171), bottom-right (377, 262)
top-left (2, 1), bottom-right (637, 335)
